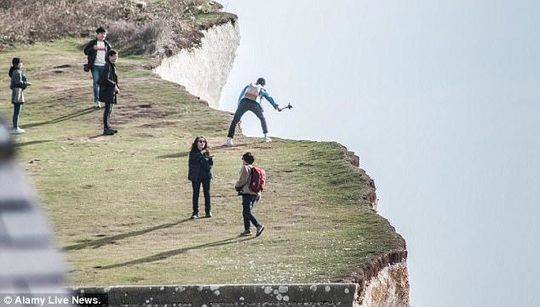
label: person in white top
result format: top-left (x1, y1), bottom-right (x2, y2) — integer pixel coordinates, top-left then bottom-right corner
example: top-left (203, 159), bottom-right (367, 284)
top-left (84, 27), bottom-right (112, 109)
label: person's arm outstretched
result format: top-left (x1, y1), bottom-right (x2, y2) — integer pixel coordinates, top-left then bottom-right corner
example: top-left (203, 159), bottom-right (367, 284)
top-left (260, 88), bottom-right (279, 110)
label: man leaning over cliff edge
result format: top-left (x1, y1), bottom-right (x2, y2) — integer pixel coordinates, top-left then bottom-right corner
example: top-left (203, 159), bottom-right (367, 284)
top-left (225, 77), bottom-right (280, 146)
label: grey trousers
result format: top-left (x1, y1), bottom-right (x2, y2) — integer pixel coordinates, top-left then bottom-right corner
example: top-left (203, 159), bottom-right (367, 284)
top-left (227, 98), bottom-right (268, 138)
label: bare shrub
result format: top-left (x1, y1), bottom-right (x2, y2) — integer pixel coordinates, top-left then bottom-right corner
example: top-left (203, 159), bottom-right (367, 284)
top-left (106, 19), bottom-right (173, 55)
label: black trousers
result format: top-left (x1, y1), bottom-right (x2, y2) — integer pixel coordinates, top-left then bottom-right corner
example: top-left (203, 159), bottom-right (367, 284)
top-left (192, 178), bottom-right (211, 215)
top-left (227, 98), bottom-right (268, 138)
top-left (103, 102), bottom-right (113, 130)
top-left (242, 194), bottom-right (260, 231)
top-left (12, 103), bottom-right (22, 128)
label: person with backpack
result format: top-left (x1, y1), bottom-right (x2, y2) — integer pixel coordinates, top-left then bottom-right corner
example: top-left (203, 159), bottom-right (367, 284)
top-left (188, 136), bottom-right (213, 219)
top-left (99, 50), bottom-right (119, 136)
top-left (225, 78), bottom-right (281, 146)
top-left (8, 57), bottom-right (31, 134)
top-left (84, 27), bottom-right (112, 109)
top-left (235, 152), bottom-right (265, 237)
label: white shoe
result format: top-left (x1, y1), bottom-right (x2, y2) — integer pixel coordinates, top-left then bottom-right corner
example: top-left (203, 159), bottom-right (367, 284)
top-left (94, 101), bottom-right (102, 108)
top-left (11, 127), bottom-right (25, 134)
top-left (225, 138), bottom-right (234, 147)
top-left (263, 136), bottom-right (272, 143)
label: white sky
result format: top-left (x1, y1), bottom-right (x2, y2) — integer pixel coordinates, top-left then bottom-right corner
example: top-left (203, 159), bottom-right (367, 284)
top-left (219, 1), bottom-right (540, 306)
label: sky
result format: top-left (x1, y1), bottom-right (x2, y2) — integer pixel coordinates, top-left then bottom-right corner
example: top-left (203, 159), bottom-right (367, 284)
top-left (218, 1), bottom-right (540, 306)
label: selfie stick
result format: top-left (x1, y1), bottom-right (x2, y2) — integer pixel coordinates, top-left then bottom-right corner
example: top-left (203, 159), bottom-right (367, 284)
top-left (278, 103), bottom-right (293, 112)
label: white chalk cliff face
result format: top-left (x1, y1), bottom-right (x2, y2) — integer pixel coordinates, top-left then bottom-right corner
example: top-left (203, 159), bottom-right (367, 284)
top-left (153, 21), bottom-right (240, 109)
top-left (359, 261), bottom-right (410, 306)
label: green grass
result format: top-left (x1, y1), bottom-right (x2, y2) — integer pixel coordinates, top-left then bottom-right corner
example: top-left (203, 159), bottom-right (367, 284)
top-left (0, 40), bottom-right (404, 286)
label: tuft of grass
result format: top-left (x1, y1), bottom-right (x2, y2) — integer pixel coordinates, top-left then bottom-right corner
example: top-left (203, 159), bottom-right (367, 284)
top-left (0, 40), bottom-right (404, 286)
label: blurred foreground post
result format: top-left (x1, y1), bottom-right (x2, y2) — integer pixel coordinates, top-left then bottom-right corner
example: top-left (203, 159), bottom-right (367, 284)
top-left (0, 120), bottom-right (73, 306)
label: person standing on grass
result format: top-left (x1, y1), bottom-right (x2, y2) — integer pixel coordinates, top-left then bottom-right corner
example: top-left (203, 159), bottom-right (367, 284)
top-left (84, 27), bottom-right (112, 109)
top-left (99, 50), bottom-right (119, 136)
top-left (225, 77), bottom-right (281, 146)
top-left (235, 152), bottom-right (265, 237)
top-left (8, 57), bottom-right (31, 134)
top-left (188, 136), bottom-right (213, 219)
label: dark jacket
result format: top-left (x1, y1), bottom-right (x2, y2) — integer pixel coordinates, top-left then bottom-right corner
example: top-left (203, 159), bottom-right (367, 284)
top-left (10, 69), bottom-right (29, 104)
top-left (98, 61), bottom-right (118, 104)
top-left (83, 39), bottom-right (112, 69)
top-left (188, 151), bottom-right (213, 181)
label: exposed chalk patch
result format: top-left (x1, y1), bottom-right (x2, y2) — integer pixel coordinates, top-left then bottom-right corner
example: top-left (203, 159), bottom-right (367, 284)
top-left (360, 260), bottom-right (410, 306)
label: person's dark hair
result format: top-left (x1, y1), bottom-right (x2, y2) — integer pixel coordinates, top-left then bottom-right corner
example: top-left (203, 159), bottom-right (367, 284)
top-left (106, 49), bottom-right (118, 63)
top-left (191, 136), bottom-right (210, 156)
top-left (96, 27), bottom-right (107, 34)
top-left (242, 152), bottom-right (255, 165)
top-left (8, 57), bottom-right (21, 78)
top-left (256, 77), bottom-right (266, 86)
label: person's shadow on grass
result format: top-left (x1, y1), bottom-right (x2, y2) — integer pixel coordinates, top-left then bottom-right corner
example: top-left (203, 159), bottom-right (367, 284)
top-left (94, 236), bottom-right (255, 270)
top-left (63, 218), bottom-right (192, 251)
top-left (23, 107), bottom-right (97, 128)
top-left (157, 151), bottom-right (190, 159)
top-left (13, 139), bottom-right (53, 147)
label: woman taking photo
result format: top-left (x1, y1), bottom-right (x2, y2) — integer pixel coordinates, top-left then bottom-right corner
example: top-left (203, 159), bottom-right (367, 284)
top-left (188, 136), bottom-right (213, 219)
top-left (9, 57), bottom-right (31, 134)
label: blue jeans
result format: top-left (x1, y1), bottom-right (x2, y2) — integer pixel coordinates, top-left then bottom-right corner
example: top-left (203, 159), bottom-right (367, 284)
top-left (242, 194), bottom-right (260, 231)
top-left (13, 103), bottom-right (22, 128)
top-left (91, 65), bottom-right (105, 103)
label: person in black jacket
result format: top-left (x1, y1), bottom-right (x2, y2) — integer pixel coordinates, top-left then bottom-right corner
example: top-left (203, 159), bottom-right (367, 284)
top-left (84, 27), bottom-right (112, 109)
top-left (99, 50), bottom-right (119, 136)
top-left (188, 136), bottom-right (213, 219)
top-left (8, 58), bottom-right (31, 134)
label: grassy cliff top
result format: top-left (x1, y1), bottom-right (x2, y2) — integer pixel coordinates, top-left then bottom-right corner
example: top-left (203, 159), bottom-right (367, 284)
top-left (0, 0), bottom-right (236, 59)
top-left (0, 40), bottom-right (404, 286)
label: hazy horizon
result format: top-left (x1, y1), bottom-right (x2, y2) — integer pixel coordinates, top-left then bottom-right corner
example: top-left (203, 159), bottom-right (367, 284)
top-left (218, 1), bottom-right (539, 306)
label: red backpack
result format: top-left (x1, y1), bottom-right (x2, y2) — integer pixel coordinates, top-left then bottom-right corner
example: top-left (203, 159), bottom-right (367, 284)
top-left (249, 166), bottom-right (266, 193)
